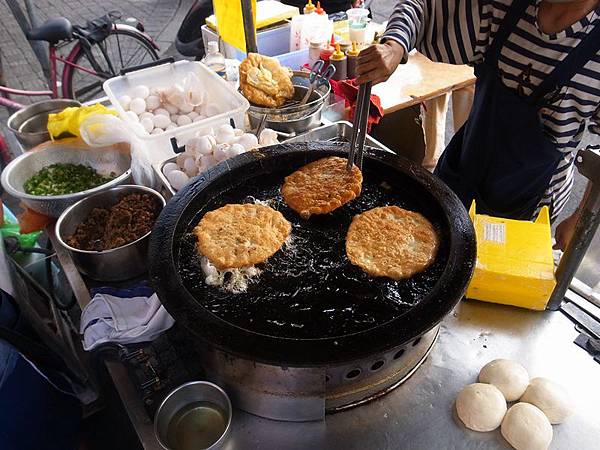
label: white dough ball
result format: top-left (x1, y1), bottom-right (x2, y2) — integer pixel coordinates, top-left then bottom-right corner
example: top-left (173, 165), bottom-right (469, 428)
top-left (154, 108), bottom-right (170, 117)
top-left (129, 98), bottom-right (147, 115)
top-left (183, 157), bottom-right (197, 174)
top-left (164, 104), bottom-right (179, 114)
top-left (187, 136), bottom-right (212, 156)
top-left (237, 133), bottom-right (259, 151)
top-left (259, 128), bottom-right (279, 145)
top-left (501, 403), bottom-right (552, 450)
top-left (456, 383), bottom-right (507, 432)
top-left (178, 102), bottom-right (194, 114)
top-left (227, 143), bottom-right (246, 158)
top-left (119, 95), bottom-right (132, 110)
top-left (167, 169), bottom-right (189, 191)
top-left (187, 111), bottom-right (199, 120)
top-left (520, 378), bottom-right (573, 424)
top-left (130, 85), bottom-right (150, 99)
top-left (153, 114), bottom-right (171, 129)
top-left (141, 117), bottom-right (154, 133)
top-left (479, 359), bottom-right (529, 402)
top-left (125, 111), bottom-right (139, 123)
top-left (139, 112), bottom-right (154, 121)
top-left (177, 115), bottom-right (192, 126)
top-left (234, 128), bottom-right (244, 137)
top-left (216, 124), bottom-right (235, 144)
top-left (146, 95), bottom-right (161, 110)
top-left (200, 154), bottom-right (217, 169)
top-left (176, 153), bottom-right (190, 167)
top-left (213, 143), bottom-right (230, 162)
top-left (170, 114), bottom-right (180, 123)
top-left (151, 128), bottom-right (163, 135)
top-left (162, 162), bottom-right (179, 176)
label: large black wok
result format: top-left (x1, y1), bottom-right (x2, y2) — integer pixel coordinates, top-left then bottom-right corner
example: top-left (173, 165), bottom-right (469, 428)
top-left (149, 142), bottom-right (476, 366)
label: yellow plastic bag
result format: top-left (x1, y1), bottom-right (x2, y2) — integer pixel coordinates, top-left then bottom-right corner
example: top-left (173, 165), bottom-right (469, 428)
top-left (47, 104), bottom-right (117, 139)
top-left (213, 0), bottom-right (257, 52)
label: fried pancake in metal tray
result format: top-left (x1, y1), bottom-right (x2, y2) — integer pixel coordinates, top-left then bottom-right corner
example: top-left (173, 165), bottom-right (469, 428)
top-left (346, 206), bottom-right (439, 280)
top-left (282, 156), bottom-right (363, 219)
top-left (194, 203), bottom-right (291, 270)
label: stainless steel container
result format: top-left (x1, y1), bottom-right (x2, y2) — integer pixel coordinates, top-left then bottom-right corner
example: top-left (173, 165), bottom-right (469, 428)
top-left (154, 381), bottom-right (232, 450)
top-left (1, 139), bottom-right (132, 217)
top-left (7, 99), bottom-right (81, 149)
top-left (54, 185), bottom-right (166, 281)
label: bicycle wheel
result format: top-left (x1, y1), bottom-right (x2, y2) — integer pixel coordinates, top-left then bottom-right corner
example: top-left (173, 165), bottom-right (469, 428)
top-left (63, 28), bottom-right (159, 102)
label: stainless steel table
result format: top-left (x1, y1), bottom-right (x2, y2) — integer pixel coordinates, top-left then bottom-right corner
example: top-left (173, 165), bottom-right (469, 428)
top-left (50, 229), bottom-right (600, 450)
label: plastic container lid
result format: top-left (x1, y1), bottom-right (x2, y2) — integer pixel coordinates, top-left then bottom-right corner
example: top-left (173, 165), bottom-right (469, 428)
top-left (304, 0), bottom-right (316, 14)
top-left (331, 43), bottom-right (346, 61)
top-left (315, 1), bottom-right (325, 14)
top-left (346, 41), bottom-right (360, 57)
top-left (346, 8), bottom-right (369, 27)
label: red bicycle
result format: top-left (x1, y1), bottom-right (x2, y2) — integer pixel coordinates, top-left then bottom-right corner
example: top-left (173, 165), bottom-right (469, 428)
top-left (0, 9), bottom-right (160, 111)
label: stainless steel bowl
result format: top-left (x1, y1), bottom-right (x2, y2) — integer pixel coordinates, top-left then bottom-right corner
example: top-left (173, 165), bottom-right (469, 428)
top-left (1, 139), bottom-right (132, 217)
top-left (7, 99), bottom-right (81, 149)
top-left (154, 381), bottom-right (232, 450)
top-left (55, 185), bottom-right (166, 281)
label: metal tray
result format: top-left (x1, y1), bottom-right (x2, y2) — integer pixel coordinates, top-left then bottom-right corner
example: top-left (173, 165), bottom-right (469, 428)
top-left (152, 121), bottom-right (394, 198)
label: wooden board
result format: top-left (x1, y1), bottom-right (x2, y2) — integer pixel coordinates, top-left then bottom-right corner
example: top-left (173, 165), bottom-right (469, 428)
top-left (372, 52), bottom-right (476, 114)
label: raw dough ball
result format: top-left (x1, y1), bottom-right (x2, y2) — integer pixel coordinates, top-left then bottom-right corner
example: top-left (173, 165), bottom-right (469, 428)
top-left (237, 133), bottom-right (258, 151)
top-left (501, 403), bottom-right (552, 450)
top-left (167, 169), bottom-right (189, 191)
top-left (130, 85), bottom-right (150, 99)
top-left (162, 162), bottom-right (179, 176)
top-left (164, 103), bottom-right (179, 114)
top-left (140, 117), bottom-right (154, 133)
top-left (153, 114), bottom-right (171, 129)
top-left (479, 359), bottom-right (529, 402)
top-left (177, 115), bottom-right (192, 126)
top-left (119, 95), bottom-right (132, 110)
top-left (227, 143), bottom-right (246, 158)
top-left (154, 108), bottom-right (170, 117)
top-left (129, 98), bottom-right (147, 115)
top-left (139, 112), bottom-right (154, 121)
top-left (178, 102), bottom-right (194, 114)
top-left (146, 95), bottom-right (161, 110)
top-left (520, 378), bottom-right (573, 424)
top-left (456, 383), bottom-right (507, 432)
top-left (213, 143), bottom-right (230, 162)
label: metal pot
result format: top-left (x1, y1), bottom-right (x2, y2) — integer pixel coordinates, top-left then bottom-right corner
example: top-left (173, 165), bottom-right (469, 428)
top-left (1, 138), bottom-right (132, 217)
top-left (55, 185), bottom-right (166, 281)
top-left (7, 99), bottom-right (81, 149)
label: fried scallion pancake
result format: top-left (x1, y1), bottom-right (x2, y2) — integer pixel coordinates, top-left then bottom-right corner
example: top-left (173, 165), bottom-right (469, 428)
top-left (194, 204), bottom-right (291, 270)
top-left (239, 53), bottom-right (294, 108)
top-left (282, 156), bottom-right (363, 219)
top-left (346, 206), bottom-right (439, 280)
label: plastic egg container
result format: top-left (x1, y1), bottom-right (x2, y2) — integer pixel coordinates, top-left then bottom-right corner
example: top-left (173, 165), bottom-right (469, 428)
top-left (117, 73), bottom-right (222, 136)
top-left (163, 125), bottom-right (280, 191)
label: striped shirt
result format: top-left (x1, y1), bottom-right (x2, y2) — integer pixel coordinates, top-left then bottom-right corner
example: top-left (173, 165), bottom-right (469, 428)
top-left (382, 0), bottom-right (600, 219)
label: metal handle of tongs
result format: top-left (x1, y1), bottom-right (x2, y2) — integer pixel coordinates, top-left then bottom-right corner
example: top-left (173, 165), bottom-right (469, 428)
top-left (347, 81), bottom-right (372, 171)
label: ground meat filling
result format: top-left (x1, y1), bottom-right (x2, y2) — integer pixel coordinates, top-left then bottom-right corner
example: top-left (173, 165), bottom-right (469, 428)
top-left (67, 193), bottom-right (159, 251)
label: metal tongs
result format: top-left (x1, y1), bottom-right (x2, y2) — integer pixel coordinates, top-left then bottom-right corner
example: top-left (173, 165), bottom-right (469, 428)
top-left (347, 81), bottom-right (372, 171)
top-left (297, 60), bottom-right (336, 106)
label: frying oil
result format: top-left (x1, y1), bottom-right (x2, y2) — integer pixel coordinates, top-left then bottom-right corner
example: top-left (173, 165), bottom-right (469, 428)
top-left (167, 401), bottom-right (227, 450)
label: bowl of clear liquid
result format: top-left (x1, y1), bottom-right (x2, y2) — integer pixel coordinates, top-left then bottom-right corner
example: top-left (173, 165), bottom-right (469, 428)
top-left (154, 381), bottom-right (232, 450)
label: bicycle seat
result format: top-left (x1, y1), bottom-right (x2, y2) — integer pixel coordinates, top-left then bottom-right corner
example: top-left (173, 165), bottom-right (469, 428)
top-left (27, 17), bottom-right (73, 43)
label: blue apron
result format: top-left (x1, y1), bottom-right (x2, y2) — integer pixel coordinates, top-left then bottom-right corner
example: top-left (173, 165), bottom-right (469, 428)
top-left (435, 0), bottom-right (600, 220)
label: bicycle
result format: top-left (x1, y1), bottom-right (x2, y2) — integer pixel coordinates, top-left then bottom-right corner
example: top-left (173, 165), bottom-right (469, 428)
top-left (0, 2), bottom-right (160, 111)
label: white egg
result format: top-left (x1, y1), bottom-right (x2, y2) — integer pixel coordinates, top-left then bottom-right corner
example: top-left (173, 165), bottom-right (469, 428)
top-left (170, 114), bottom-right (180, 123)
top-left (166, 124), bottom-right (177, 131)
top-left (187, 111), bottom-right (199, 120)
top-left (139, 112), bottom-right (154, 121)
top-left (200, 154), bottom-right (217, 169)
top-left (162, 162), bottom-right (179, 176)
top-left (178, 103), bottom-right (194, 114)
top-left (167, 170), bottom-right (189, 191)
top-left (227, 143), bottom-right (246, 158)
top-left (146, 95), bottom-right (161, 110)
top-left (213, 143), bottom-right (230, 162)
top-left (154, 108), bottom-right (169, 117)
top-left (153, 114), bottom-right (171, 129)
top-left (125, 111), bottom-right (139, 123)
top-left (183, 157), bottom-right (197, 174)
top-left (195, 136), bottom-right (214, 155)
top-left (129, 98), bottom-right (147, 115)
top-left (164, 103), bottom-right (179, 114)
top-left (204, 103), bottom-right (220, 117)
top-left (151, 128), bottom-right (164, 135)
top-left (234, 128), bottom-right (245, 137)
top-left (176, 153), bottom-right (189, 167)
top-left (237, 133), bottom-right (259, 150)
top-left (216, 124), bottom-right (235, 144)
top-left (259, 128), bottom-right (279, 145)
top-left (141, 117), bottom-right (154, 133)
top-left (130, 85), bottom-right (150, 99)
top-left (119, 95), bottom-right (132, 110)
top-left (177, 115), bottom-right (192, 127)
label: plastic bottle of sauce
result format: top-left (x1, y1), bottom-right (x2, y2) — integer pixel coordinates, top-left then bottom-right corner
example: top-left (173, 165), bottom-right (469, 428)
top-left (330, 43), bottom-right (347, 80)
top-left (309, 40), bottom-right (324, 66)
top-left (303, 0), bottom-right (316, 14)
top-left (319, 35), bottom-right (335, 64)
top-left (315, 1), bottom-right (326, 15)
top-left (346, 41), bottom-right (360, 79)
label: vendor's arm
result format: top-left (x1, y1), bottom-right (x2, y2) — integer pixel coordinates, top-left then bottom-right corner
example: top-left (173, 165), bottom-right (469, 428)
top-left (357, 0), bottom-right (489, 84)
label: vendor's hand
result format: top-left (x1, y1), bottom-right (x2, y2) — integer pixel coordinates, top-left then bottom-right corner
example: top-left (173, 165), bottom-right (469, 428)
top-left (356, 40), bottom-right (405, 85)
top-left (554, 211), bottom-right (580, 251)
top-left (352, 0), bottom-right (364, 7)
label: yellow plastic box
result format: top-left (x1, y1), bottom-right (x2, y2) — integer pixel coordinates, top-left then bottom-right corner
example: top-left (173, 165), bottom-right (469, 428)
top-left (466, 202), bottom-right (556, 310)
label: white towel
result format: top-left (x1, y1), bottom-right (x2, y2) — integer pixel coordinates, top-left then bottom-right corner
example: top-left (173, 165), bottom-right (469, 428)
top-left (80, 291), bottom-right (175, 351)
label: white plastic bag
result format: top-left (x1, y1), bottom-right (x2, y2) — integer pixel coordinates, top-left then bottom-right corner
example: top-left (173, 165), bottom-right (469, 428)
top-left (80, 114), bottom-right (157, 188)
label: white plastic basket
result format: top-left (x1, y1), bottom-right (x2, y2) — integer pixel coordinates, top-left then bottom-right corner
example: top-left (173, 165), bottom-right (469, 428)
top-left (103, 59), bottom-right (249, 149)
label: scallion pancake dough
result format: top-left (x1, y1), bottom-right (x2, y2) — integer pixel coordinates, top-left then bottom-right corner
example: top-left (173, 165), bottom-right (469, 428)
top-left (501, 403), bottom-right (553, 450)
top-left (456, 383), bottom-right (507, 432)
top-left (479, 359), bottom-right (529, 402)
top-left (520, 377), bottom-right (573, 424)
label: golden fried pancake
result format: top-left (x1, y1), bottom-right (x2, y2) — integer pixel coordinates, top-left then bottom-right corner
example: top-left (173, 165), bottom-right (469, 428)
top-left (346, 206), bottom-right (439, 280)
top-left (194, 204), bottom-right (291, 270)
top-left (282, 156), bottom-right (363, 219)
top-left (239, 53), bottom-right (294, 108)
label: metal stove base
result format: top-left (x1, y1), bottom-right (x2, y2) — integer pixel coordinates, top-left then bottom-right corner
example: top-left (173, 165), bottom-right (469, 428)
top-left (199, 326), bottom-right (440, 422)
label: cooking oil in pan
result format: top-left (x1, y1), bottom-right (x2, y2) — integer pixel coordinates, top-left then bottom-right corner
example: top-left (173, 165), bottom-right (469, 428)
top-left (166, 401), bottom-right (227, 450)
